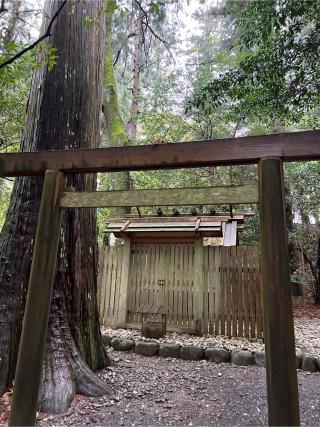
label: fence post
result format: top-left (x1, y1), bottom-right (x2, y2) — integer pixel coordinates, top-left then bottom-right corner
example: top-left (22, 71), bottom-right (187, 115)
top-left (117, 237), bottom-right (131, 327)
top-left (9, 170), bottom-right (65, 427)
top-left (194, 237), bottom-right (204, 335)
top-left (259, 157), bottom-right (300, 426)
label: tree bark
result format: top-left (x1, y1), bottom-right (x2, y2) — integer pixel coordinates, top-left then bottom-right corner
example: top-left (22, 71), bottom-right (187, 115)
top-left (2, 0), bottom-right (21, 43)
top-left (126, 15), bottom-right (143, 140)
top-left (102, 0), bottom-right (130, 218)
top-left (0, 0), bottom-right (111, 413)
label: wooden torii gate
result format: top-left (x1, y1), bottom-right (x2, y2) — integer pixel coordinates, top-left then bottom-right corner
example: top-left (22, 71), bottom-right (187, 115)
top-left (1, 129), bottom-right (320, 426)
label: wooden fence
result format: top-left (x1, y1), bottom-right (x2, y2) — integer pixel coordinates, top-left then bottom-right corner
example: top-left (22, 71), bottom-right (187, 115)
top-left (97, 243), bottom-right (262, 338)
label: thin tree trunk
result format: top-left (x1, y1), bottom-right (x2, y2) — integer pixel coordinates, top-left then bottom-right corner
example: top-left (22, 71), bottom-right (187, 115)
top-left (0, 0), bottom-right (111, 413)
top-left (2, 0), bottom-right (21, 42)
top-left (102, 0), bottom-right (130, 218)
top-left (126, 16), bottom-right (143, 141)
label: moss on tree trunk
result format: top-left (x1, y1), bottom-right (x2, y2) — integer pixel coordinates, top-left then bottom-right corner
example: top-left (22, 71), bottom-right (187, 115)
top-left (102, 0), bottom-right (130, 219)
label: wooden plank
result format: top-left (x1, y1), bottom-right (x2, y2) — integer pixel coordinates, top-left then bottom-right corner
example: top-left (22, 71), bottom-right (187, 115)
top-left (256, 250), bottom-right (263, 338)
top-left (116, 246), bottom-right (124, 324)
top-left (188, 245), bottom-right (194, 327)
top-left (128, 243), bottom-right (137, 322)
top-left (2, 130), bottom-right (320, 177)
top-left (9, 170), bottom-right (65, 427)
top-left (180, 245), bottom-right (185, 326)
top-left (194, 238), bottom-right (204, 335)
top-left (182, 245), bottom-right (188, 326)
top-left (203, 246), bottom-right (209, 334)
top-left (243, 248), bottom-right (249, 338)
top-left (259, 157), bottom-right (300, 426)
top-left (117, 238), bottom-right (131, 327)
top-left (239, 247), bottom-right (245, 337)
top-left (247, 247), bottom-right (254, 337)
top-left (97, 247), bottom-right (105, 323)
top-left (99, 247), bottom-right (109, 325)
top-left (231, 247), bottom-right (238, 336)
top-left (96, 248), bottom-right (104, 308)
top-left (225, 248), bottom-right (231, 337)
top-left (108, 246), bottom-right (119, 326)
top-left (212, 247), bottom-right (220, 335)
top-left (60, 183), bottom-right (259, 208)
top-left (136, 244), bottom-right (144, 319)
top-left (178, 244), bottom-right (183, 327)
top-left (169, 244), bottom-right (175, 325)
top-left (103, 247), bottom-right (113, 325)
top-left (163, 244), bottom-right (170, 319)
top-left (173, 244), bottom-right (179, 325)
top-left (219, 248), bottom-right (225, 335)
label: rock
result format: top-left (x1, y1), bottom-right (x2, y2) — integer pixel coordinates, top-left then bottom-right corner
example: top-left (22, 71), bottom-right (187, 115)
top-left (102, 334), bottom-right (112, 346)
top-left (301, 354), bottom-right (319, 372)
top-left (111, 338), bottom-right (135, 352)
top-left (159, 343), bottom-right (181, 358)
top-left (135, 341), bottom-right (159, 357)
top-left (254, 351), bottom-right (265, 367)
top-left (231, 349), bottom-right (254, 366)
top-left (204, 348), bottom-right (230, 364)
top-left (180, 346), bottom-right (203, 361)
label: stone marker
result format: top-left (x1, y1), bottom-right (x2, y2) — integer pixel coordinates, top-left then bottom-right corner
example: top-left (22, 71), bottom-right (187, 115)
top-left (253, 351), bottom-right (265, 367)
top-left (159, 343), bottom-right (181, 359)
top-left (180, 346), bottom-right (203, 361)
top-left (135, 341), bottom-right (159, 357)
top-left (205, 348), bottom-right (230, 364)
top-left (102, 334), bottom-right (112, 347)
top-left (231, 349), bottom-right (254, 366)
top-left (301, 354), bottom-right (319, 372)
top-left (111, 337), bottom-right (135, 352)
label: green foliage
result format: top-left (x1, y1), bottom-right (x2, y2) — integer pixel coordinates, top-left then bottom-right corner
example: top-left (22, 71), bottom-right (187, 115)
top-left (0, 42), bottom-right (32, 152)
top-left (189, 0), bottom-right (320, 126)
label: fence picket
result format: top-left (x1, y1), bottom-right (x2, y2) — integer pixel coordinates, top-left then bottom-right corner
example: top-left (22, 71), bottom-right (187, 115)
top-left (98, 243), bottom-right (262, 338)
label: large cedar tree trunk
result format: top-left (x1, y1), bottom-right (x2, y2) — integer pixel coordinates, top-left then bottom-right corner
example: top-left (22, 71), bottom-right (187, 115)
top-left (0, 0), bottom-right (111, 413)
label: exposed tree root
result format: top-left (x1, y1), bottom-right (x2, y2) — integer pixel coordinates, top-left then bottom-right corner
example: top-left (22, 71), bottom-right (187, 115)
top-left (39, 290), bottom-right (112, 414)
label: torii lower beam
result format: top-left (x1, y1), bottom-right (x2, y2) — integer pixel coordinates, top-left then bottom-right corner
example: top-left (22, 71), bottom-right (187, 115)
top-left (60, 182), bottom-right (259, 208)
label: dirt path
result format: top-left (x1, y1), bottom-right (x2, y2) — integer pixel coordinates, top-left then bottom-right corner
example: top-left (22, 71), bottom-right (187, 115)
top-left (38, 349), bottom-right (320, 426)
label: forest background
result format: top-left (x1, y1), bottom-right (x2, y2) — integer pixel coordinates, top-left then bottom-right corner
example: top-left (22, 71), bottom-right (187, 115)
top-left (0, 0), bottom-right (319, 302)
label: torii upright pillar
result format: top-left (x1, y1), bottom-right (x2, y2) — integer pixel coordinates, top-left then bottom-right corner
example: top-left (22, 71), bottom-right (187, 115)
top-left (259, 157), bottom-right (300, 426)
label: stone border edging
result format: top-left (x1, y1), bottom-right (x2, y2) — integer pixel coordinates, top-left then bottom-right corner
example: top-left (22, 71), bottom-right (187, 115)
top-left (102, 334), bottom-right (320, 373)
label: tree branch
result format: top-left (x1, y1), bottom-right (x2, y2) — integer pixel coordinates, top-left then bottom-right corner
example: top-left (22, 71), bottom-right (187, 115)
top-left (0, 0), bottom-right (67, 70)
top-left (0, 0), bottom-right (7, 15)
top-left (133, 0), bottom-right (175, 63)
top-left (302, 251), bottom-right (319, 288)
top-left (113, 33), bottom-right (135, 67)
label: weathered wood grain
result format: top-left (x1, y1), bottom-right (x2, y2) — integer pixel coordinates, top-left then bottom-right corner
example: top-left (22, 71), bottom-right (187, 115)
top-left (116, 238), bottom-right (131, 327)
top-left (9, 170), bottom-right (65, 427)
top-left (259, 157), bottom-right (300, 426)
top-left (1, 130), bottom-right (320, 177)
top-left (98, 244), bottom-right (262, 338)
top-left (60, 183), bottom-right (259, 208)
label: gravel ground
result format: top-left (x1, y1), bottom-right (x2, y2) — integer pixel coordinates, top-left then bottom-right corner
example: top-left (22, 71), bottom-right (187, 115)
top-left (37, 349), bottom-right (320, 426)
top-left (102, 316), bottom-right (320, 357)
